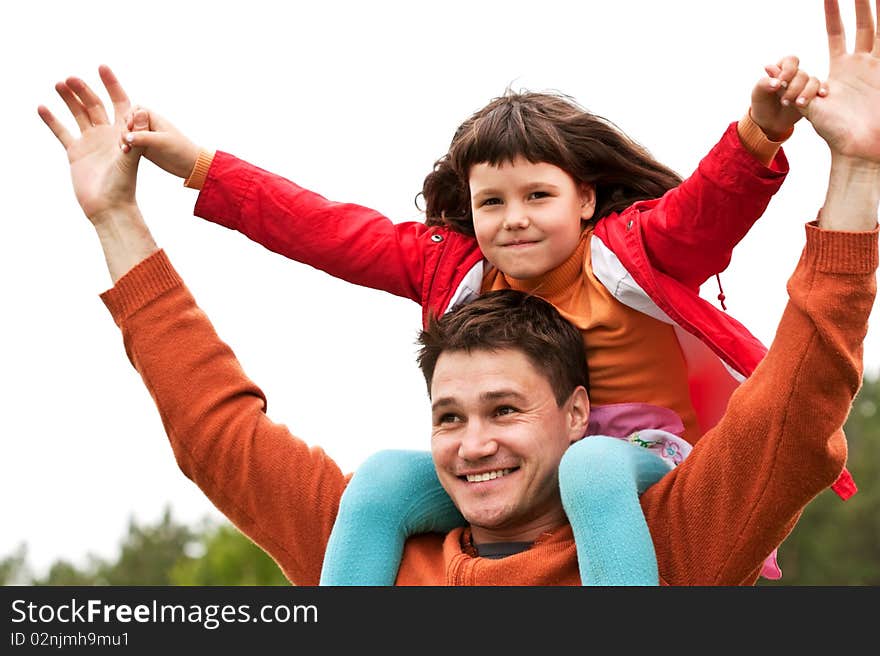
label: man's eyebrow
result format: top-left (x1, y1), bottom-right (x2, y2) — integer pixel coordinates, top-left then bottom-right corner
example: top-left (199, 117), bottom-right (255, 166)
top-left (431, 397), bottom-right (457, 412)
top-left (431, 389), bottom-right (526, 412)
top-left (481, 389), bottom-right (527, 403)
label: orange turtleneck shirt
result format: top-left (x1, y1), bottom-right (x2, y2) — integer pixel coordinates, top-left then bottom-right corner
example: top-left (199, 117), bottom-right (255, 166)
top-left (482, 230), bottom-right (701, 443)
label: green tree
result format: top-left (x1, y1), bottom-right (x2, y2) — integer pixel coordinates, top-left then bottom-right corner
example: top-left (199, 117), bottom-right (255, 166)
top-left (95, 508), bottom-right (198, 585)
top-left (170, 523), bottom-right (289, 585)
top-left (37, 559), bottom-right (102, 586)
top-left (32, 507), bottom-right (197, 586)
top-left (16, 507), bottom-right (289, 586)
top-left (0, 544), bottom-right (30, 585)
top-left (762, 377), bottom-right (880, 585)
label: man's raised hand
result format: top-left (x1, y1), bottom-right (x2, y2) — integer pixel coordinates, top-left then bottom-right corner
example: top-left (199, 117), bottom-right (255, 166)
top-left (802, 0), bottom-right (880, 163)
top-left (38, 65), bottom-right (141, 224)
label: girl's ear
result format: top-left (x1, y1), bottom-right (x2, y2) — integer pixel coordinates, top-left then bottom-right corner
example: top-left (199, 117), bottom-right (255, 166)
top-left (579, 184), bottom-right (597, 221)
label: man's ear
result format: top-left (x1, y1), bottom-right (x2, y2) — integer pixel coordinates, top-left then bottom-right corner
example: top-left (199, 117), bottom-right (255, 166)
top-left (566, 386), bottom-right (590, 444)
top-left (579, 184), bottom-right (596, 222)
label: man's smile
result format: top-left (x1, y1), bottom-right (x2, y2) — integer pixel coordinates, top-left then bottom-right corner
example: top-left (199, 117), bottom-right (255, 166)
top-left (460, 467), bottom-right (519, 483)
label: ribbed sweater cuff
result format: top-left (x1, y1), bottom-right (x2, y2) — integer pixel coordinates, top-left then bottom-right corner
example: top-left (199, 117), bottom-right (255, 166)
top-left (805, 221), bottom-right (879, 274)
top-left (100, 250), bottom-right (183, 325)
top-left (184, 149), bottom-right (216, 190)
top-left (738, 110), bottom-right (790, 167)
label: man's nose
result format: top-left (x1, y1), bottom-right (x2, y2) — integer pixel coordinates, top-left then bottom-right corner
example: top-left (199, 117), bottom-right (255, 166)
top-left (457, 420), bottom-right (499, 460)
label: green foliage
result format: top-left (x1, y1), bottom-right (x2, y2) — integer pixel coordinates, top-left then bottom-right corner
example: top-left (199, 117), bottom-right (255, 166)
top-left (28, 508), bottom-right (196, 586)
top-left (761, 377), bottom-right (880, 585)
top-left (0, 544), bottom-right (30, 585)
top-left (170, 524), bottom-right (288, 586)
top-left (100, 508), bottom-right (196, 585)
top-left (38, 559), bottom-right (104, 586)
top-left (10, 507), bottom-right (289, 586)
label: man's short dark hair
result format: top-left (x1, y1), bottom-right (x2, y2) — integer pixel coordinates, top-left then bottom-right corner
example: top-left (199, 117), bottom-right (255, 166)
top-left (417, 289), bottom-right (589, 405)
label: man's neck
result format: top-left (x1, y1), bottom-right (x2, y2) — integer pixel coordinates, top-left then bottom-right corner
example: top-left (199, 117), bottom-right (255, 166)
top-left (472, 540), bottom-right (533, 559)
top-left (468, 512), bottom-right (569, 546)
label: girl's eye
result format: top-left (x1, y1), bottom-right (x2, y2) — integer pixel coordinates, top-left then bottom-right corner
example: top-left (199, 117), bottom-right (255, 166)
top-left (481, 198), bottom-right (502, 207)
top-left (529, 191), bottom-right (549, 200)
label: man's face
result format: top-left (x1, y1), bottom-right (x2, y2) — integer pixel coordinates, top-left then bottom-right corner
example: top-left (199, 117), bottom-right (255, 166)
top-left (430, 347), bottom-right (589, 544)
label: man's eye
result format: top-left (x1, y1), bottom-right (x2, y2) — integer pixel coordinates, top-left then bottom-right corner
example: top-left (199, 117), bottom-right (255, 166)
top-left (437, 413), bottom-right (461, 424)
top-left (495, 405), bottom-right (518, 417)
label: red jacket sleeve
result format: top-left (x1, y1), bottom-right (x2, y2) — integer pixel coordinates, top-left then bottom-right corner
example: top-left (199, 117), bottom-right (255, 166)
top-left (101, 251), bottom-right (347, 585)
top-left (193, 152), bottom-right (433, 304)
top-left (633, 122), bottom-right (789, 291)
top-left (643, 224), bottom-right (877, 585)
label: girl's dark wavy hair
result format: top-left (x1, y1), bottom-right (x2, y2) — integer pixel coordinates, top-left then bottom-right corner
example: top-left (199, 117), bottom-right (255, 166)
top-left (420, 90), bottom-right (683, 237)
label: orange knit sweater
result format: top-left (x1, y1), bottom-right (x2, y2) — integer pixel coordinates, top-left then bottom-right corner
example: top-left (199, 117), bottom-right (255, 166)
top-left (101, 223), bottom-right (876, 585)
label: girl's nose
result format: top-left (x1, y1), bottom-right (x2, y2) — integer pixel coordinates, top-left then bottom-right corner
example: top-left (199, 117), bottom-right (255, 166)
top-left (502, 202), bottom-right (530, 231)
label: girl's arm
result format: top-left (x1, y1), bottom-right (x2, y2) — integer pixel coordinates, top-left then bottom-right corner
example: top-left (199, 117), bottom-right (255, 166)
top-left (124, 108), bottom-right (450, 306)
top-left (633, 58), bottom-right (825, 290)
top-left (193, 150), bottom-right (435, 303)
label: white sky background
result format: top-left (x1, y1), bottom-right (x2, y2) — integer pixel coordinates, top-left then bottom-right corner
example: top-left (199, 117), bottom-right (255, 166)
top-left (3, 0), bottom-right (875, 577)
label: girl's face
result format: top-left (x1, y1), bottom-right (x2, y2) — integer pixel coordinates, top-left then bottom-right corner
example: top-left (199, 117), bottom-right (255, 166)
top-left (469, 157), bottom-right (596, 280)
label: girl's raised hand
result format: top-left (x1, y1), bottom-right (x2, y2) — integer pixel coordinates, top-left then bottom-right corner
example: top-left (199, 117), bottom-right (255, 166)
top-left (123, 107), bottom-right (202, 180)
top-left (749, 55), bottom-right (827, 141)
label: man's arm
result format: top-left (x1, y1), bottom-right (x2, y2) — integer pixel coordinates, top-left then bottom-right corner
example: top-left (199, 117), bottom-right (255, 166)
top-left (101, 249), bottom-right (347, 584)
top-left (644, 223), bottom-right (876, 585)
top-left (39, 66), bottom-right (346, 585)
top-left (37, 67), bottom-right (159, 285)
top-left (643, 0), bottom-right (880, 585)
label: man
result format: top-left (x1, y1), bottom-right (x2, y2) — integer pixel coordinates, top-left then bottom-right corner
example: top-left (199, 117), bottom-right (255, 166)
top-left (39, 0), bottom-right (880, 585)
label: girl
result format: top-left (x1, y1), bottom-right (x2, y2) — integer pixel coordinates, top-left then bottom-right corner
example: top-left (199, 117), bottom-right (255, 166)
top-left (119, 59), bottom-right (851, 585)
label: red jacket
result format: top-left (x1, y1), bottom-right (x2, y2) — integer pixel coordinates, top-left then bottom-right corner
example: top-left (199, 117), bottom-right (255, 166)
top-left (193, 121), bottom-right (856, 499)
